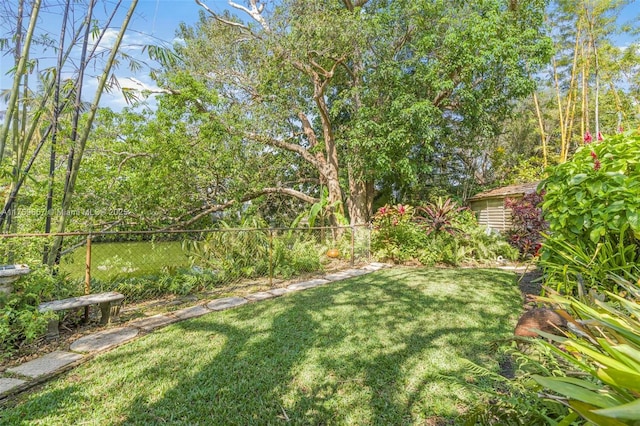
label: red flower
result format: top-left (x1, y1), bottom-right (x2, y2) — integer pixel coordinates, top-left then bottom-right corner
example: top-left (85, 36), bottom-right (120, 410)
top-left (597, 132), bottom-right (603, 141)
top-left (378, 206), bottom-right (387, 215)
top-left (584, 131), bottom-right (592, 143)
top-left (397, 205), bottom-right (406, 215)
top-left (618, 125), bottom-right (624, 133)
top-left (594, 159), bottom-right (601, 171)
top-left (590, 151), bottom-right (597, 159)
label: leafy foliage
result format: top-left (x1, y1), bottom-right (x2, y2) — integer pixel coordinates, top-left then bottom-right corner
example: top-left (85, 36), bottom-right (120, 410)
top-left (0, 267), bottom-right (77, 358)
top-left (371, 202), bottom-right (518, 265)
top-left (529, 273), bottom-right (640, 425)
top-left (505, 191), bottom-right (547, 258)
top-left (458, 347), bottom-right (571, 425)
top-left (185, 218), bottom-right (325, 282)
top-left (540, 132), bottom-right (640, 293)
top-left (415, 197), bottom-right (467, 236)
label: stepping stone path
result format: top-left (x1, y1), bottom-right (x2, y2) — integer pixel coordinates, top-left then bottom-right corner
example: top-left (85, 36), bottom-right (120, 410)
top-left (128, 314), bottom-right (180, 332)
top-left (287, 278), bottom-right (329, 291)
top-left (70, 327), bottom-right (139, 353)
top-left (0, 263), bottom-right (390, 398)
top-left (7, 351), bottom-right (83, 379)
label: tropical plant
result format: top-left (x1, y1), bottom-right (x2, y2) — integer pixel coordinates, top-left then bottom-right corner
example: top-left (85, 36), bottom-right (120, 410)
top-left (415, 198), bottom-right (468, 235)
top-left (540, 132), bottom-right (640, 293)
top-left (539, 228), bottom-right (639, 295)
top-left (0, 266), bottom-right (77, 358)
top-left (371, 204), bottom-right (423, 263)
top-left (505, 191), bottom-right (547, 258)
top-left (529, 273), bottom-right (640, 424)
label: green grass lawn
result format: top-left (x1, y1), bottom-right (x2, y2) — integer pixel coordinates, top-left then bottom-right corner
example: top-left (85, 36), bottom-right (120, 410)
top-left (1, 267), bottom-right (522, 425)
top-left (59, 241), bottom-right (190, 281)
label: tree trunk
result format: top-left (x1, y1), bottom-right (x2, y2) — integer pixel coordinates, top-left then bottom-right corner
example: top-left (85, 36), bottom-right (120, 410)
top-left (348, 172), bottom-right (373, 225)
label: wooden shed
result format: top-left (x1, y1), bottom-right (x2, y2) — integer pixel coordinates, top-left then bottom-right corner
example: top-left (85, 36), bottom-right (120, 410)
top-left (468, 181), bottom-right (540, 232)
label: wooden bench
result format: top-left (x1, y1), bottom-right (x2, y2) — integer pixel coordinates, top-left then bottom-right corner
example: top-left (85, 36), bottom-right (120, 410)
top-left (38, 292), bottom-right (125, 338)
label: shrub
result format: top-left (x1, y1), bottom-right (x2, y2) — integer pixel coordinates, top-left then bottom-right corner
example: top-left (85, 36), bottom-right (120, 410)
top-left (414, 197), bottom-right (467, 235)
top-left (540, 132), bottom-right (640, 293)
top-left (530, 273), bottom-right (640, 424)
top-left (371, 204), bottom-right (425, 263)
top-left (0, 267), bottom-right (78, 358)
top-left (505, 191), bottom-right (547, 258)
top-left (372, 201), bottom-right (518, 266)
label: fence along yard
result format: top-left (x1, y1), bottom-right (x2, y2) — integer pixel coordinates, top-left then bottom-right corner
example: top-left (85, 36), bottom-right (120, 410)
top-left (1, 226), bottom-right (371, 298)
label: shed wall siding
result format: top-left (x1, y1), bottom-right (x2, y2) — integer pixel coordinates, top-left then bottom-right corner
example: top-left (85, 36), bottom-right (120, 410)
top-left (470, 197), bottom-right (519, 231)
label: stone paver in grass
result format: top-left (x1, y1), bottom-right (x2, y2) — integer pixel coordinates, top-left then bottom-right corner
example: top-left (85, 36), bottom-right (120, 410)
top-left (245, 291), bottom-right (277, 302)
top-left (70, 327), bottom-right (139, 353)
top-left (0, 378), bottom-right (27, 395)
top-left (207, 296), bottom-right (248, 311)
top-left (171, 305), bottom-right (210, 320)
top-left (362, 262), bottom-right (389, 271)
top-left (341, 268), bottom-right (370, 276)
top-left (266, 288), bottom-right (291, 296)
top-left (6, 351), bottom-right (84, 379)
top-left (129, 314), bottom-right (180, 332)
top-left (323, 271), bottom-right (354, 281)
top-left (287, 278), bottom-right (330, 291)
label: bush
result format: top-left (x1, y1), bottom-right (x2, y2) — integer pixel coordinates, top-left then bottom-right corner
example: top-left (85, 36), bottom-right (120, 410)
top-left (530, 273), bottom-right (640, 424)
top-left (372, 201), bottom-right (518, 266)
top-left (540, 132), bottom-right (640, 293)
top-left (0, 267), bottom-right (78, 358)
top-left (371, 204), bottom-right (426, 263)
top-left (505, 191), bottom-right (547, 258)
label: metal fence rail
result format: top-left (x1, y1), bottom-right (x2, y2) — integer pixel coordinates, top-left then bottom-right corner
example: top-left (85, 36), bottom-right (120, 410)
top-left (0, 226), bottom-right (371, 300)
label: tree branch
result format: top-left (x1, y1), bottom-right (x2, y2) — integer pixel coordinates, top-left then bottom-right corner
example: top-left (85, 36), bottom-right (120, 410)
top-left (244, 131), bottom-right (323, 171)
top-left (166, 187), bottom-right (318, 229)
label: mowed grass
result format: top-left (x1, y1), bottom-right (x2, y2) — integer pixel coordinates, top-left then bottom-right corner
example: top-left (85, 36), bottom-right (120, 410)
top-left (59, 241), bottom-right (190, 281)
top-left (1, 268), bottom-right (522, 425)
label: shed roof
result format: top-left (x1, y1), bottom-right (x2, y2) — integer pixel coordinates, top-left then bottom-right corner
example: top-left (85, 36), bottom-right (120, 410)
top-left (468, 181), bottom-right (540, 201)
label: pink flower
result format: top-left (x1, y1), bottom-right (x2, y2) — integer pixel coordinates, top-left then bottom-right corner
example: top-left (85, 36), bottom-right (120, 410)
top-left (584, 131), bottom-right (592, 143)
top-left (597, 132), bottom-right (603, 141)
top-left (378, 206), bottom-right (387, 215)
top-left (590, 151), bottom-right (597, 159)
top-left (618, 126), bottom-right (624, 133)
top-left (397, 205), bottom-right (406, 215)
top-left (594, 159), bottom-right (601, 171)
top-left (392, 218), bottom-right (398, 226)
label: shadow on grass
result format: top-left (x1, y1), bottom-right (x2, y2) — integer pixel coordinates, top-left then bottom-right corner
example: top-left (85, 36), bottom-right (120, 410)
top-left (0, 267), bottom-right (521, 425)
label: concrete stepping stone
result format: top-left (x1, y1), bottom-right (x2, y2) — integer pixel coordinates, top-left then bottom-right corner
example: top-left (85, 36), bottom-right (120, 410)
top-left (362, 263), bottom-right (388, 271)
top-left (324, 271), bottom-right (354, 281)
top-left (0, 378), bottom-right (27, 395)
top-left (129, 314), bottom-right (179, 332)
top-left (266, 288), bottom-right (291, 296)
top-left (207, 296), bottom-right (248, 311)
top-left (245, 291), bottom-right (277, 302)
top-left (7, 351), bottom-right (83, 379)
top-left (70, 327), bottom-right (139, 353)
top-left (171, 305), bottom-right (210, 320)
top-left (287, 279), bottom-right (330, 291)
top-left (341, 268), bottom-right (370, 276)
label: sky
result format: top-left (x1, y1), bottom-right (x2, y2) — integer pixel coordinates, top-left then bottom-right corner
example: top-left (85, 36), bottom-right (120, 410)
top-left (1, 0), bottom-right (640, 112)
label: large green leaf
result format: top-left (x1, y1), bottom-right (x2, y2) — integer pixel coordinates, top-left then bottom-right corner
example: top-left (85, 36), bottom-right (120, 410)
top-left (568, 401), bottom-right (628, 426)
top-left (533, 375), bottom-right (620, 408)
top-left (597, 368), bottom-right (640, 394)
top-left (593, 399), bottom-right (640, 420)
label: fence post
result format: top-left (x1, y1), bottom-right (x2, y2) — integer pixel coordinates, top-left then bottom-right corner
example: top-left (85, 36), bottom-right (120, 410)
top-left (84, 234), bottom-right (92, 322)
top-left (268, 229), bottom-right (273, 287)
top-left (350, 225), bottom-right (355, 267)
top-left (85, 234), bottom-right (92, 295)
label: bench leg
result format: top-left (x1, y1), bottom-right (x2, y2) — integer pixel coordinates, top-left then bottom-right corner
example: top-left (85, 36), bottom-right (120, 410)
top-left (110, 301), bottom-right (122, 321)
top-left (99, 302), bottom-right (111, 325)
top-left (46, 318), bottom-right (59, 339)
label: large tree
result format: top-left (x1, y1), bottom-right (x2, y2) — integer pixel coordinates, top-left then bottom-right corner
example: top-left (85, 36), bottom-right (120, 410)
top-left (154, 0), bottom-right (549, 225)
